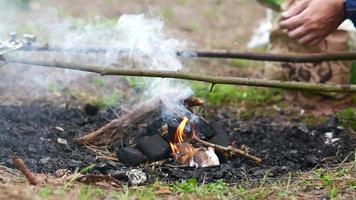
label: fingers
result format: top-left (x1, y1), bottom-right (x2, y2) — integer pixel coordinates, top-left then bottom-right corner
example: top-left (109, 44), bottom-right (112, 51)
top-left (279, 15), bottom-right (303, 30)
top-left (281, 0), bottom-right (309, 19)
top-left (297, 33), bottom-right (317, 45)
top-left (309, 38), bottom-right (321, 46)
top-left (287, 26), bottom-right (307, 39)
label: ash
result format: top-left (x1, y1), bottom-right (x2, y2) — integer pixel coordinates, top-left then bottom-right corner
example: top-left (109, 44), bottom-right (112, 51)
top-left (0, 102), bottom-right (355, 183)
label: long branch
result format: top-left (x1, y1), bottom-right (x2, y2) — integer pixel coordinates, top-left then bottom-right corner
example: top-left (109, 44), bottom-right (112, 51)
top-left (20, 44), bottom-right (356, 62)
top-left (3, 56), bottom-right (356, 93)
top-left (184, 50), bottom-right (356, 63)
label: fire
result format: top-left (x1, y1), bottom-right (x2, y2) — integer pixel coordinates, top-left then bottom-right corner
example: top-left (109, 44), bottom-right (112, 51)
top-left (169, 116), bottom-right (220, 168)
top-left (175, 116), bottom-right (188, 143)
top-left (170, 116), bottom-right (189, 156)
top-left (169, 143), bottom-right (179, 157)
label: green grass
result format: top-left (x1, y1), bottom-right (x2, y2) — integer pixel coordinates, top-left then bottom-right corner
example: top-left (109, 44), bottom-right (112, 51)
top-left (33, 156), bottom-right (355, 200)
top-left (336, 107), bottom-right (356, 131)
top-left (350, 61), bottom-right (356, 84)
top-left (191, 83), bottom-right (283, 106)
top-left (171, 178), bottom-right (231, 197)
top-left (229, 59), bottom-right (262, 68)
top-left (49, 81), bottom-right (122, 108)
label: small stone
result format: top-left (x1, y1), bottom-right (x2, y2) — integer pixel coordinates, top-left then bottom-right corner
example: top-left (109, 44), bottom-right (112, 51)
top-left (55, 126), bottom-right (64, 132)
top-left (125, 169), bottom-right (147, 185)
top-left (54, 169), bottom-right (70, 178)
top-left (57, 138), bottom-right (67, 145)
top-left (39, 157), bottom-right (50, 165)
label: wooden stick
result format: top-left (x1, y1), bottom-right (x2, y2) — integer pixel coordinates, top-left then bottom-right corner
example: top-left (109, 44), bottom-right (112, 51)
top-left (12, 156), bottom-right (40, 185)
top-left (19, 45), bottom-right (356, 63)
top-left (181, 50), bottom-right (356, 63)
top-left (192, 137), bottom-right (262, 164)
top-left (2, 56), bottom-right (356, 93)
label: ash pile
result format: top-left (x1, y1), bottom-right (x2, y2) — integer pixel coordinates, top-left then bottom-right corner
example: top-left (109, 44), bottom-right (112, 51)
top-left (0, 98), bottom-right (355, 185)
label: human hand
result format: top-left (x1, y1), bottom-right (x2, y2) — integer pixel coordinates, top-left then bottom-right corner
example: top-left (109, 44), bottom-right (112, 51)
top-left (279, 0), bottom-right (345, 46)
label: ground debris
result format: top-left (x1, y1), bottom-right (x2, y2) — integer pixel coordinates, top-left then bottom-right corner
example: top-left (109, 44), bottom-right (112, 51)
top-left (0, 103), bottom-right (355, 184)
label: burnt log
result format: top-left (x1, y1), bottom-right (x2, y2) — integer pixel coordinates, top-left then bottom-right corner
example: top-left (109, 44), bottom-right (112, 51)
top-left (76, 98), bottom-right (162, 146)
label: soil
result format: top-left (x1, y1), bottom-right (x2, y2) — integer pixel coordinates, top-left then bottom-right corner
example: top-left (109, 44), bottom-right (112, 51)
top-left (0, 102), bottom-right (355, 184)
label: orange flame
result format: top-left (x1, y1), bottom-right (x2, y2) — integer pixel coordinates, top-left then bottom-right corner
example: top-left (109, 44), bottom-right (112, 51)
top-left (170, 116), bottom-right (189, 156)
top-left (169, 142), bottom-right (179, 157)
top-left (175, 116), bottom-right (188, 143)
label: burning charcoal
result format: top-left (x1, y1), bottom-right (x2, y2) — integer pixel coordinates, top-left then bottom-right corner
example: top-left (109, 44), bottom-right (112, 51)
top-left (84, 104), bottom-right (99, 116)
top-left (137, 134), bottom-right (170, 161)
top-left (174, 143), bottom-right (197, 165)
top-left (173, 143), bottom-right (220, 168)
top-left (125, 169), bottom-right (147, 185)
top-left (116, 147), bottom-right (147, 166)
top-left (167, 118), bottom-right (192, 140)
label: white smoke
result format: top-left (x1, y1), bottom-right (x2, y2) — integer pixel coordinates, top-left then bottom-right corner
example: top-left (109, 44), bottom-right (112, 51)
top-left (0, 3), bottom-right (193, 110)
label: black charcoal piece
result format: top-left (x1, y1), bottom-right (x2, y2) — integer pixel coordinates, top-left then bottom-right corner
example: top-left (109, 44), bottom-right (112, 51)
top-left (137, 134), bottom-right (171, 161)
top-left (146, 118), bottom-right (165, 136)
top-left (196, 118), bottom-right (215, 139)
top-left (84, 104), bottom-right (99, 116)
top-left (116, 147), bottom-right (147, 166)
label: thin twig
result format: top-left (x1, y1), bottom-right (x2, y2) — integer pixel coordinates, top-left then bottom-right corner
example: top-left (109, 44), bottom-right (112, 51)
top-left (12, 156), bottom-right (40, 185)
top-left (84, 144), bottom-right (119, 162)
top-left (2, 56), bottom-right (356, 93)
top-left (192, 137), bottom-right (262, 164)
